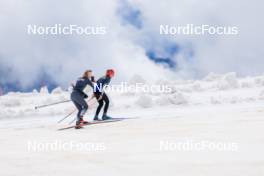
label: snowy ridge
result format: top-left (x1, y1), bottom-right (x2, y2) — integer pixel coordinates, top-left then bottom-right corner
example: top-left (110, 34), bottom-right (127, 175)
top-left (1, 72), bottom-right (264, 119)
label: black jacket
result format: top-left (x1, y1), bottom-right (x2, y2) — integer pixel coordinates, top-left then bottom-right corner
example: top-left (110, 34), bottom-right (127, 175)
top-left (94, 76), bottom-right (111, 95)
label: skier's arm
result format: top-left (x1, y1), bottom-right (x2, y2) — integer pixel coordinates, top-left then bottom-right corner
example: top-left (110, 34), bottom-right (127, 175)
top-left (91, 76), bottom-right (96, 83)
top-left (85, 78), bottom-right (94, 88)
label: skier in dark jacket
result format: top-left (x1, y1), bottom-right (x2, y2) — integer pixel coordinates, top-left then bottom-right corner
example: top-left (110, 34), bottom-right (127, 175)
top-left (71, 70), bottom-right (94, 129)
top-left (93, 69), bottom-right (115, 121)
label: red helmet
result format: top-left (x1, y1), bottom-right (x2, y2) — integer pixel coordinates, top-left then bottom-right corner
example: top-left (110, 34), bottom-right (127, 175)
top-left (106, 69), bottom-right (115, 78)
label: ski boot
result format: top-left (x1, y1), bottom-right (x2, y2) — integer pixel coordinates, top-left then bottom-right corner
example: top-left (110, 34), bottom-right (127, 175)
top-left (80, 117), bottom-right (89, 124)
top-left (102, 114), bottom-right (112, 121)
top-left (75, 121), bottom-right (84, 129)
top-left (93, 115), bottom-right (100, 121)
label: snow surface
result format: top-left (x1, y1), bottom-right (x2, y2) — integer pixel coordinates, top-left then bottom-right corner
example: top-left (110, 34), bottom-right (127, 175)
top-left (0, 72), bottom-right (264, 176)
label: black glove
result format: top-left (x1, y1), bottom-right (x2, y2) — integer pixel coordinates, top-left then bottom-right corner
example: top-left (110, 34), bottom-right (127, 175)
top-left (83, 94), bottom-right (88, 99)
top-left (91, 76), bottom-right (95, 82)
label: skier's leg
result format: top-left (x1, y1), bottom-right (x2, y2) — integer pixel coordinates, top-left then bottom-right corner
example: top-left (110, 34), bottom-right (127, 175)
top-left (72, 101), bottom-right (82, 118)
top-left (71, 91), bottom-right (88, 124)
top-left (72, 101), bottom-right (83, 126)
top-left (71, 92), bottom-right (82, 123)
top-left (103, 94), bottom-right (109, 115)
top-left (102, 94), bottom-right (112, 120)
top-left (78, 97), bottom-right (88, 119)
top-left (95, 99), bottom-right (104, 116)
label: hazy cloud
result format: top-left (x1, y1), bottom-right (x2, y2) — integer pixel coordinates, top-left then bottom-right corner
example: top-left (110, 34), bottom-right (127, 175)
top-left (0, 0), bottom-right (263, 92)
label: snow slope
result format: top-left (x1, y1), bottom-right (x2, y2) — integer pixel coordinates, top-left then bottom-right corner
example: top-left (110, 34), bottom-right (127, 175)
top-left (0, 72), bottom-right (264, 176)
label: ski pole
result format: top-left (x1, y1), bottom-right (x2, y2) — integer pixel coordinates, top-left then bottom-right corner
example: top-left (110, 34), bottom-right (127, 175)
top-left (57, 109), bottom-right (76, 123)
top-left (35, 100), bottom-right (71, 110)
top-left (68, 117), bottom-right (77, 125)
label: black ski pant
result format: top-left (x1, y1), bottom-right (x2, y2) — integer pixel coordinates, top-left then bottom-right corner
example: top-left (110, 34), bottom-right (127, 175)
top-left (94, 93), bottom-right (109, 116)
top-left (71, 91), bottom-right (88, 123)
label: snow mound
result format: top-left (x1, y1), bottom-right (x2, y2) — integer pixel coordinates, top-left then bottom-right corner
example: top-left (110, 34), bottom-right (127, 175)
top-left (40, 86), bottom-right (49, 94)
top-left (204, 72), bottom-right (223, 82)
top-left (254, 76), bottom-right (264, 87)
top-left (223, 72), bottom-right (239, 88)
top-left (1, 98), bottom-right (21, 107)
top-left (191, 81), bottom-right (203, 91)
top-left (169, 93), bottom-right (188, 105)
top-left (135, 95), bottom-right (153, 108)
top-left (51, 87), bottom-right (63, 94)
top-left (210, 97), bottom-right (221, 104)
top-left (217, 72), bottom-right (239, 90)
top-left (155, 95), bottom-right (170, 106)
